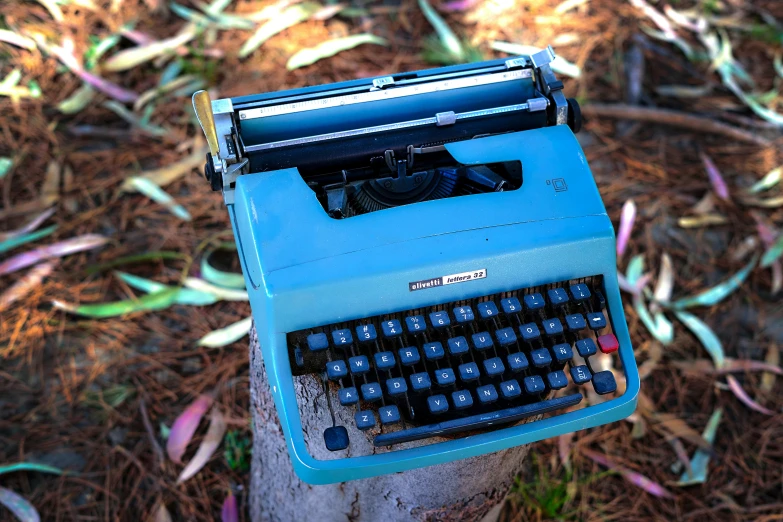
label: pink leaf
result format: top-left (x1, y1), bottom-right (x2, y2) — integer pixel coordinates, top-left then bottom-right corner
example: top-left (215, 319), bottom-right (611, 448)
top-left (583, 449), bottom-right (675, 498)
top-left (0, 208), bottom-right (56, 241)
top-left (700, 153), bottom-right (730, 202)
top-left (0, 234), bottom-right (108, 276)
top-left (177, 407), bottom-right (227, 483)
top-left (221, 492), bottom-right (238, 522)
top-left (618, 271), bottom-right (651, 296)
top-left (153, 502), bottom-right (173, 522)
top-left (119, 29), bottom-right (156, 46)
top-left (726, 375), bottom-right (775, 415)
top-left (440, 0), bottom-right (480, 12)
top-left (0, 261), bottom-right (57, 312)
top-left (674, 358), bottom-right (782, 375)
top-left (0, 487), bottom-right (40, 522)
top-left (616, 199), bottom-right (636, 257)
top-left (167, 394), bottom-right (212, 464)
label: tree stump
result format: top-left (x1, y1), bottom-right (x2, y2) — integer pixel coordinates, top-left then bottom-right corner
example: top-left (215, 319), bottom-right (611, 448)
top-left (248, 326), bottom-right (531, 522)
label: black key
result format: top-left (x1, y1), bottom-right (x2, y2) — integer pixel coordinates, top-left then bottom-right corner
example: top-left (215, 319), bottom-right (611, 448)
top-left (430, 311), bottom-right (451, 329)
top-left (495, 327), bottom-right (517, 346)
top-left (355, 411), bottom-right (375, 431)
top-left (399, 346), bottom-right (420, 366)
top-left (472, 332), bottom-right (493, 351)
top-left (374, 393), bottom-right (583, 446)
top-left (587, 312), bottom-right (607, 330)
top-left (499, 379), bottom-right (522, 399)
top-left (386, 377), bottom-right (408, 396)
top-left (575, 338), bottom-right (597, 357)
top-left (382, 320), bottom-right (402, 337)
top-left (552, 342), bottom-right (573, 363)
top-left (424, 341), bottom-right (445, 360)
top-left (543, 318), bottom-right (563, 336)
top-left (565, 314), bottom-right (586, 332)
top-left (547, 370), bottom-right (569, 390)
top-left (410, 372), bottom-right (432, 392)
top-left (507, 352), bottom-right (529, 372)
top-left (524, 293), bottom-right (545, 311)
top-left (379, 405), bottom-right (401, 425)
top-left (326, 360), bottom-right (348, 380)
top-left (324, 426), bottom-right (349, 451)
top-left (405, 315), bottom-right (427, 333)
top-left (332, 328), bottom-right (353, 347)
top-left (476, 384), bottom-right (498, 404)
top-left (338, 387), bottom-right (358, 405)
top-left (570, 365), bottom-right (592, 384)
top-left (349, 355), bottom-right (370, 375)
top-left (530, 348), bottom-right (552, 368)
top-left (355, 323), bottom-right (377, 342)
top-left (519, 322), bottom-right (541, 342)
top-left (374, 351), bottom-right (396, 370)
top-left (361, 383), bottom-right (382, 401)
top-left (435, 368), bottom-right (456, 386)
top-left (592, 371), bottom-right (617, 395)
top-left (447, 336), bottom-right (469, 356)
top-left (453, 306), bottom-right (474, 323)
top-left (483, 357), bottom-right (505, 377)
top-left (452, 390), bottom-right (473, 409)
top-left (307, 332), bottom-right (328, 351)
top-left (458, 362), bottom-right (480, 382)
top-left (570, 283), bottom-right (591, 302)
top-left (523, 375), bottom-right (546, 394)
top-left (595, 290), bottom-right (607, 309)
top-left (428, 394), bottom-right (449, 414)
top-left (500, 297), bottom-right (522, 314)
top-left (477, 301), bottom-right (499, 319)
top-left (547, 287), bottom-right (569, 306)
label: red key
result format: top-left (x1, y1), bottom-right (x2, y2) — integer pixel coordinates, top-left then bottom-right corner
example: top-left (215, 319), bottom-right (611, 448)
top-left (597, 333), bottom-right (619, 354)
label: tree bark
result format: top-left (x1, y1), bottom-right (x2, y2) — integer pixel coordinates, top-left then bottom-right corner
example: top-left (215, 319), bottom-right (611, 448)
top-left (248, 325), bottom-right (530, 522)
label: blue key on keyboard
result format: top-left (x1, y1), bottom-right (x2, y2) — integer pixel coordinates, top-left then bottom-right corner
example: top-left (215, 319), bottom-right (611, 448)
top-left (507, 352), bottom-right (529, 372)
top-left (519, 322), bottom-right (541, 342)
top-left (592, 371), bottom-right (617, 395)
top-left (477, 301), bottom-right (499, 319)
top-left (495, 327), bottom-right (517, 346)
top-left (587, 312), bottom-right (607, 330)
top-left (523, 375), bottom-right (546, 394)
top-left (423, 341), bottom-right (445, 360)
top-left (499, 379), bottom-right (522, 399)
top-left (543, 318), bottom-right (563, 336)
top-left (435, 368), bottom-right (456, 386)
top-left (430, 311), bottom-right (451, 328)
top-left (355, 323), bottom-right (377, 342)
top-left (472, 332), bottom-right (493, 350)
top-left (427, 394), bottom-right (449, 414)
top-left (327, 360), bottom-right (347, 380)
top-left (524, 293), bottom-right (545, 311)
top-left (379, 405), bottom-right (401, 425)
top-left (382, 320), bottom-right (402, 337)
top-left (565, 314), bottom-right (586, 331)
top-left (571, 365), bottom-right (592, 384)
top-left (405, 315), bottom-right (427, 333)
top-left (552, 343), bottom-right (573, 363)
top-left (453, 306), bottom-right (474, 323)
top-left (548, 287), bottom-right (569, 306)
top-left (452, 390), bottom-right (473, 409)
top-left (547, 370), bottom-right (569, 390)
top-left (332, 329), bottom-right (353, 347)
top-left (339, 387), bottom-right (358, 405)
top-left (349, 355), bottom-right (370, 374)
top-left (575, 338), bottom-right (597, 357)
top-left (570, 283), bottom-right (591, 301)
top-left (307, 332), bottom-right (329, 351)
top-left (374, 351), bottom-right (396, 370)
top-left (399, 347), bottom-right (420, 365)
top-left (531, 348), bottom-right (552, 368)
top-left (476, 384), bottom-right (498, 404)
top-left (387, 377), bottom-right (408, 396)
top-left (447, 336), bottom-right (469, 355)
top-left (410, 372), bottom-right (432, 391)
top-left (483, 357), bottom-right (505, 376)
top-left (458, 362), bottom-right (480, 382)
top-left (361, 383), bottom-right (382, 401)
top-left (355, 410), bottom-right (375, 430)
top-left (500, 297), bottom-right (522, 314)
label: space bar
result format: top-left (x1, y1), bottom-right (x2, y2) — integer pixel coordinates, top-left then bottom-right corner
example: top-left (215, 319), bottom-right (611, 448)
top-left (373, 393), bottom-right (583, 447)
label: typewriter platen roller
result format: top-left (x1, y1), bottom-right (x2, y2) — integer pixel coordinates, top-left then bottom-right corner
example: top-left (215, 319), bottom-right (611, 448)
top-left (194, 46), bottom-right (638, 485)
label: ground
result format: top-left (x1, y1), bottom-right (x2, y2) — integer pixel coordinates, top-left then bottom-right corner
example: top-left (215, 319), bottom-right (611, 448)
top-left (0, 0), bottom-right (781, 520)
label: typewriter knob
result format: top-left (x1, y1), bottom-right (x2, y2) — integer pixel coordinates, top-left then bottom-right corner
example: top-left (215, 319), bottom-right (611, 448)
top-left (567, 98), bottom-right (582, 133)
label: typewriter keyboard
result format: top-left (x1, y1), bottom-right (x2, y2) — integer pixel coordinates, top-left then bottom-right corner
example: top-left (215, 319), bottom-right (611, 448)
top-left (287, 276), bottom-right (621, 453)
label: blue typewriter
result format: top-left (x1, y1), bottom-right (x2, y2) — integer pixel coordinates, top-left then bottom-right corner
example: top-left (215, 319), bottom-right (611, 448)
top-left (193, 46), bottom-right (639, 485)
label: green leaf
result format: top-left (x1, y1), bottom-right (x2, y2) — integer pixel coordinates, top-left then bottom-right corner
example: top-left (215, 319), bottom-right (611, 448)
top-left (197, 316), bottom-right (252, 347)
top-left (184, 278), bottom-right (248, 301)
top-left (677, 408), bottom-right (722, 486)
top-left (84, 33), bottom-right (122, 70)
top-left (0, 157), bottom-right (12, 179)
top-left (53, 288), bottom-right (183, 318)
top-left (286, 34), bottom-right (387, 70)
top-left (671, 256), bottom-right (758, 309)
top-left (626, 254), bottom-right (645, 286)
top-left (0, 225), bottom-right (58, 255)
top-left (114, 271), bottom-right (218, 306)
top-left (201, 249), bottom-right (245, 289)
top-left (125, 177), bottom-right (191, 220)
top-left (633, 295), bottom-right (673, 345)
top-left (748, 166), bottom-right (781, 193)
top-left (239, 2), bottom-right (321, 58)
top-left (58, 84), bottom-right (96, 114)
top-left (674, 311), bottom-right (725, 369)
top-left (0, 463), bottom-right (64, 477)
top-left (761, 233), bottom-right (783, 268)
top-left (418, 0), bottom-right (464, 62)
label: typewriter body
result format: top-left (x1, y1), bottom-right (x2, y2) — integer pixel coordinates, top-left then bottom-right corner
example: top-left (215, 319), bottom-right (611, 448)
top-left (194, 47), bottom-right (639, 485)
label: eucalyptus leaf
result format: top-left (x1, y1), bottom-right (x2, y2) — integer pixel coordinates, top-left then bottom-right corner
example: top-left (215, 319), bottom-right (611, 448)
top-left (0, 463), bottom-right (64, 476)
top-left (287, 34), bottom-right (387, 70)
top-left (418, 0), bottom-right (464, 62)
top-left (0, 487), bottom-right (39, 522)
top-left (0, 225), bottom-right (58, 256)
top-left (58, 84), bottom-right (96, 114)
top-left (748, 166), bottom-right (781, 193)
top-left (761, 233), bottom-right (783, 268)
top-left (676, 408), bottom-right (722, 486)
top-left (671, 256), bottom-right (758, 309)
top-left (626, 254), bottom-right (645, 286)
top-left (674, 311), bottom-right (725, 369)
top-left (125, 177), bottom-right (191, 220)
top-left (201, 249), bottom-right (245, 289)
top-left (239, 2), bottom-right (321, 58)
top-left (53, 288), bottom-right (183, 318)
top-left (114, 271), bottom-right (218, 306)
top-left (0, 157), bottom-right (12, 179)
top-left (198, 316), bottom-right (252, 347)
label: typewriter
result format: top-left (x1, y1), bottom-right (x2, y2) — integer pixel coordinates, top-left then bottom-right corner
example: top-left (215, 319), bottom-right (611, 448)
top-left (193, 46), bottom-right (639, 485)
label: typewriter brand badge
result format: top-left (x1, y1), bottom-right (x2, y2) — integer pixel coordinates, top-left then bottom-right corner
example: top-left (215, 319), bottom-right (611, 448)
top-left (409, 269), bottom-right (486, 292)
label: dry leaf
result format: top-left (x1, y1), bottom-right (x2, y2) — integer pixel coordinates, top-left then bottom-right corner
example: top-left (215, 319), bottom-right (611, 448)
top-left (177, 407), bottom-right (227, 483)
